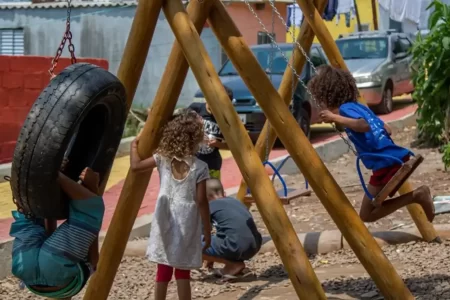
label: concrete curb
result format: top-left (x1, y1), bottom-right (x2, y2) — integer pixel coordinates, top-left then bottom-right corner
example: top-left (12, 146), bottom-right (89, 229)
top-left (120, 224), bottom-right (450, 258)
top-left (0, 111), bottom-right (418, 280)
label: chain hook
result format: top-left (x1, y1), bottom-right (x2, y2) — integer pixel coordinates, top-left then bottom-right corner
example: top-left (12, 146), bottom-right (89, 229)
top-left (49, 0), bottom-right (77, 78)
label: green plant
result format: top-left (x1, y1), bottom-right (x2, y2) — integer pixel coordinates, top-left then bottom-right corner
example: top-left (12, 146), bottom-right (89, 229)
top-left (411, 0), bottom-right (450, 147)
top-left (441, 143), bottom-right (450, 170)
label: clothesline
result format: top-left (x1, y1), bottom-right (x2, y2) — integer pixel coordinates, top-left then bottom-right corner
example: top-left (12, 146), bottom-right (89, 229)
top-left (286, 0), bottom-right (355, 30)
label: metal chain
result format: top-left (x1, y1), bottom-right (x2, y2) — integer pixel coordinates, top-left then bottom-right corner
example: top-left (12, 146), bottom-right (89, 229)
top-left (242, 0), bottom-right (358, 155)
top-left (291, 2), bottom-right (296, 114)
top-left (267, 1), bottom-right (319, 75)
top-left (265, 0), bottom-right (276, 162)
top-left (48, 0), bottom-right (77, 77)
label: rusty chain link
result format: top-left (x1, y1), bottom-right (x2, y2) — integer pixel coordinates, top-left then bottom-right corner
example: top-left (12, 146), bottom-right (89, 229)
top-left (48, 0), bottom-right (77, 77)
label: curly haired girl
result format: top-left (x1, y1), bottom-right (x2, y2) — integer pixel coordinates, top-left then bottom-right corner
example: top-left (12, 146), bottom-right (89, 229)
top-left (308, 65), bottom-right (434, 224)
top-left (130, 108), bottom-right (212, 300)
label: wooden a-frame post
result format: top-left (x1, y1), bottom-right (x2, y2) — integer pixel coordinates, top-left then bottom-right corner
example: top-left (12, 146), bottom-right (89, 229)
top-left (294, 0), bottom-right (438, 243)
top-left (83, 1), bottom-right (215, 299)
top-left (207, 1), bottom-right (413, 298)
top-left (163, 0), bottom-right (326, 298)
top-left (235, 0), bottom-right (327, 202)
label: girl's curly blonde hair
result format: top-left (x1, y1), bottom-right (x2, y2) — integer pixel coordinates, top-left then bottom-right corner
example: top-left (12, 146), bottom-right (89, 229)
top-left (156, 108), bottom-right (204, 158)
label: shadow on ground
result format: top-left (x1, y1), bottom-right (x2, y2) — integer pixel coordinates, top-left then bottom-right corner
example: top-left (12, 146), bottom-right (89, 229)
top-left (323, 274), bottom-right (450, 299)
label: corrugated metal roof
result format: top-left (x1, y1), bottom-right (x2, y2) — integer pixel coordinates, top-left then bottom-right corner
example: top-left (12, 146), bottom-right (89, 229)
top-left (0, 0), bottom-right (291, 10)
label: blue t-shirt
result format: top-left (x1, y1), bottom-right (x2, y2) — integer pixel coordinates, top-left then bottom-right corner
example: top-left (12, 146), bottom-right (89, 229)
top-left (339, 102), bottom-right (412, 171)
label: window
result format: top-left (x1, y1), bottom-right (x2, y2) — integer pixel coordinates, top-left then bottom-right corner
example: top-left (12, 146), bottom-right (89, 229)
top-left (310, 47), bottom-right (326, 75)
top-left (0, 28), bottom-right (24, 55)
top-left (257, 31), bottom-right (276, 45)
top-left (395, 37), bottom-right (412, 54)
top-left (310, 48), bottom-right (325, 67)
top-left (336, 37), bottom-right (388, 60)
top-left (355, 23), bottom-right (370, 32)
top-left (219, 46), bottom-right (303, 76)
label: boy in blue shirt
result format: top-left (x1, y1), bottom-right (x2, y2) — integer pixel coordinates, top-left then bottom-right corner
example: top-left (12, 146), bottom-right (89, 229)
top-left (307, 65), bottom-right (434, 223)
top-left (9, 166), bottom-right (104, 298)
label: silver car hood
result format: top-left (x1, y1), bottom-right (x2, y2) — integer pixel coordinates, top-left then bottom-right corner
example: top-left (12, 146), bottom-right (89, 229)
top-left (345, 58), bottom-right (385, 76)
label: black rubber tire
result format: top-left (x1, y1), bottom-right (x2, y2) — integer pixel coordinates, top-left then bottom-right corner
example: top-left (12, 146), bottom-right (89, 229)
top-left (373, 83), bottom-right (394, 115)
top-left (10, 63), bottom-right (127, 219)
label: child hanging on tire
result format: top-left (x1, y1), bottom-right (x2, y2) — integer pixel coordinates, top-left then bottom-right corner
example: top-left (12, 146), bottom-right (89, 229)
top-left (188, 85), bottom-right (232, 179)
top-left (130, 108), bottom-right (212, 300)
top-left (307, 65), bottom-right (435, 223)
top-left (9, 166), bottom-right (104, 298)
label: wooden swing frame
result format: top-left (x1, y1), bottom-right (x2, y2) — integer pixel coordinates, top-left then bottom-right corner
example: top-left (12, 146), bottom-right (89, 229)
top-left (81, 0), bottom-right (436, 299)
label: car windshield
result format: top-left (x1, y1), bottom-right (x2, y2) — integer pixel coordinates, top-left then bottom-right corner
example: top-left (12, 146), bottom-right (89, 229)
top-left (219, 47), bottom-right (305, 76)
top-left (336, 38), bottom-right (388, 59)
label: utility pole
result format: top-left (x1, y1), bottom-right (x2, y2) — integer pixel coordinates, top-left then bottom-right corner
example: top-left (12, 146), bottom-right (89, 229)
top-left (371, 0), bottom-right (379, 30)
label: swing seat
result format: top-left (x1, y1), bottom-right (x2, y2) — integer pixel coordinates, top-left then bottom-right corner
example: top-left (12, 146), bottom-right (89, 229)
top-left (244, 157), bottom-right (310, 205)
top-left (244, 188), bottom-right (311, 205)
top-left (373, 154), bottom-right (424, 206)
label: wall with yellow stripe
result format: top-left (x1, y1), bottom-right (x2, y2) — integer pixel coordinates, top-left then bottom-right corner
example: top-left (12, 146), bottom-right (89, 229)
top-left (286, 0), bottom-right (379, 43)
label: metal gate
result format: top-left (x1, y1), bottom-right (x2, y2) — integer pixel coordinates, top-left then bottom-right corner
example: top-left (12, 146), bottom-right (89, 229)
top-left (0, 29), bottom-right (24, 55)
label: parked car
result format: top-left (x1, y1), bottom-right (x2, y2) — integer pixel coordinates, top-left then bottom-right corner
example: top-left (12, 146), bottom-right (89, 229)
top-left (335, 30), bottom-right (415, 114)
top-left (192, 43), bottom-right (328, 141)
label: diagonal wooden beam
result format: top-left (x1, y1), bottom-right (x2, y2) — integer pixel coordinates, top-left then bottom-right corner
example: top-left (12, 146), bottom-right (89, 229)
top-left (207, 1), bottom-right (414, 298)
top-left (296, 0), bottom-right (438, 242)
top-left (163, 0), bottom-right (327, 298)
top-left (235, 0), bottom-right (327, 203)
top-left (82, 1), bottom-right (214, 299)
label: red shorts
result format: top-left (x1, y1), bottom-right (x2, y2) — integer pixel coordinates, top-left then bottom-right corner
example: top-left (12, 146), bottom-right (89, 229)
top-left (368, 155), bottom-right (410, 187)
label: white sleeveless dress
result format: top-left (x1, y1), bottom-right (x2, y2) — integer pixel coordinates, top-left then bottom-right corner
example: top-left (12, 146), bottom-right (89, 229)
top-left (146, 154), bottom-right (209, 269)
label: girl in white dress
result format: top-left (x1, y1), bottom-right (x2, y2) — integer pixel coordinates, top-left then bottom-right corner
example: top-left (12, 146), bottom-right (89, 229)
top-left (130, 108), bottom-right (212, 300)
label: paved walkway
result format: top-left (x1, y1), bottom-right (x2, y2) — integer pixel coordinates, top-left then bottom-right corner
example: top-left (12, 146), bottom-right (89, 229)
top-left (0, 103), bottom-right (417, 240)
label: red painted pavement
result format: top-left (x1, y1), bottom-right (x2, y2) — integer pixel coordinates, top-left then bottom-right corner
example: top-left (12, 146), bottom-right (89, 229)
top-left (0, 104), bottom-right (417, 240)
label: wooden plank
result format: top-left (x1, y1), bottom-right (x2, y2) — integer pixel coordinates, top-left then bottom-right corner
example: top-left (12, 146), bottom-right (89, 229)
top-left (244, 188), bottom-right (311, 205)
top-left (164, 0), bottom-right (327, 298)
top-left (207, 1), bottom-right (414, 299)
top-left (373, 155), bottom-right (424, 206)
top-left (82, 1), bottom-right (214, 299)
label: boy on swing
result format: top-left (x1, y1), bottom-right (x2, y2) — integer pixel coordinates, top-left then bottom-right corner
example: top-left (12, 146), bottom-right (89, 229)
top-left (9, 165), bottom-right (103, 298)
top-left (308, 65), bottom-right (434, 223)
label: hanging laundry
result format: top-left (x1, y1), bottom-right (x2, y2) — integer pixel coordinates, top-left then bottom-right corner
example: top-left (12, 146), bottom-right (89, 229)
top-left (286, 4), bottom-right (303, 31)
top-left (378, 0), bottom-right (391, 11)
top-left (389, 0), bottom-right (407, 22)
top-left (336, 0), bottom-right (354, 27)
top-left (322, 0), bottom-right (339, 21)
top-left (404, 0), bottom-right (422, 24)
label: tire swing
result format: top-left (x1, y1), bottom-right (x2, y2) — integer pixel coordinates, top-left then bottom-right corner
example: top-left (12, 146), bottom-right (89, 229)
top-left (10, 63), bottom-right (127, 219)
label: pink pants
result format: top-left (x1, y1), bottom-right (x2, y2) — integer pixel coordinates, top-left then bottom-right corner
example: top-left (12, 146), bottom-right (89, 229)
top-left (156, 264), bottom-right (190, 282)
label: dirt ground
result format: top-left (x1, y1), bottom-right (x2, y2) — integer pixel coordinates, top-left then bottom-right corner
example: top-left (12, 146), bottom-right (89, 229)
top-left (1, 126), bottom-right (450, 300)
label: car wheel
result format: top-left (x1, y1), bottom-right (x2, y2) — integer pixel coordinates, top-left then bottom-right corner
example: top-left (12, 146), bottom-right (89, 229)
top-left (373, 84), bottom-right (394, 115)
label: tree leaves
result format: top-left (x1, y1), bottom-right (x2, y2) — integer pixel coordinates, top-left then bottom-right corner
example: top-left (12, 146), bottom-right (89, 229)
top-left (412, 0), bottom-right (450, 168)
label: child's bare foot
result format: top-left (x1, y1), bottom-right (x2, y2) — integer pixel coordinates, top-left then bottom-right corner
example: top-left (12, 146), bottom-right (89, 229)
top-left (80, 168), bottom-right (100, 194)
top-left (218, 261), bottom-right (245, 277)
top-left (414, 185), bottom-right (435, 222)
